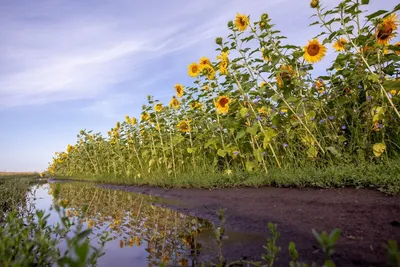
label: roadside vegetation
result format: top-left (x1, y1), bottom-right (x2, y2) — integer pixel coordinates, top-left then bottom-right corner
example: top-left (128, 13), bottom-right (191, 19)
top-left (48, 1), bottom-right (400, 193)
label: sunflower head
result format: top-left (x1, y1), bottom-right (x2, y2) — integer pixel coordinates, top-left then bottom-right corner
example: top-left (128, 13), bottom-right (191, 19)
top-left (215, 95), bottom-right (231, 114)
top-left (154, 103), bottom-right (163, 112)
top-left (169, 96), bottom-right (180, 110)
top-left (199, 57), bottom-right (211, 67)
top-left (304, 39), bottom-right (327, 63)
top-left (125, 115), bottom-right (131, 124)
top-left (310, 0), bottom-right (319, 8)
top-left (141, 112), bottom-right (149, 121)
top-left (177, 120), bottom-right (191, 133)
top-left (376, 14), bottom-right (399, 45)
top-left (174, 84), bottom-right (184, 98)
top-left (131, 117), bottom-right (137, 125)
top-left (188, 62), bottom-right (200, 77)
top-left (333, 38), bottom-right (347, 51)
top-left (276, 65), bottom-right (295, 87)
top-left (219, 60), bottom-right (228, 75)
top-left (235, 13), bottom-right (249, 32)
top-left (201, 64), bottom-right (216, 80)
top-left (190, 101), bottom-right (203, 110)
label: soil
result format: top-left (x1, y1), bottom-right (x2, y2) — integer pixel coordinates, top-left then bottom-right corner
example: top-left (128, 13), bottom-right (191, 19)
top-left (99, 184), bottom-right (400, 266)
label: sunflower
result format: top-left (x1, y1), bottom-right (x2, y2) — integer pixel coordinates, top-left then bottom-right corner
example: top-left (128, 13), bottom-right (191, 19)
top-left (201, 64), bottom-right (215, 80)
top-left (333, 38), bottom-right (347, 51)
top-left (310, 0), bottom-right (319, 8)
top-left (376, 13), bottom-right (399, 45)
top-left (199, 57), bottom-right (211, 67)
top-left (203, 85), bottom-right (210, 91)
top-left (177, 120), bottom-right (191, 133)
top-left (303, 39), bottom-right (327, 63)
top-left (261, 47), bottom-right (271, 61)
top-left (276, 65), bottom-right (295, 88)
top-left (315, 78), bottom-right (324, 94)
top-left (219, 60), bottom-right (228, 75)
top-left (169, 96), bottom-right (180, 109)
top-left (154, 103), bottom-right (163, 112)
top-left (141, 112), bottom-right (149, 121)
top-left (235, 13), bottom-right (249, 32)
top-left (131, 117), bottom-right (137, 125)
top-left (190, 101), bottom-right (203, 110)
top-left (393, 42), bottom-right (400, 55)
top-left (174, 84), bottom-right (184, 98)
top-left (217, 51), bottom-right (229, 61)
top-left (125, 115), bottom-right (131, 124)
top-left (215, 95), bottom-right (231, 114)
top-left (188, 62), bottom-right (200, 77)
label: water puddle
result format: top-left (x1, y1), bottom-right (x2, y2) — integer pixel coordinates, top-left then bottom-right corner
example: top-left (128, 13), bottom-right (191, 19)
top-left (30, 182), bottom-right (219, 266)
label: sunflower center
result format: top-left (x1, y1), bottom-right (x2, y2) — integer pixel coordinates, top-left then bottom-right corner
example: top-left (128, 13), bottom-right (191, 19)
top-left (239, 18), bottom-right (246, 26)
top-left (307, 44), bottom-right (320, 56)
top-left (219, 98), bottom-right (229, 107)
top-left (377, 28), bottom-right (393, 40)
top-left (192, 66), bottom-right (198, 73)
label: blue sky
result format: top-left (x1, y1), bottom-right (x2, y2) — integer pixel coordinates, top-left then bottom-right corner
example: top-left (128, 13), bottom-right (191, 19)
top-left (0, 0), bottom-right (398, 171)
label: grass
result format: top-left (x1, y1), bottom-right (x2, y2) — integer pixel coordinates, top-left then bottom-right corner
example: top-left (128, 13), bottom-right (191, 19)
top-left (53, 159), bottom-right (400, 194)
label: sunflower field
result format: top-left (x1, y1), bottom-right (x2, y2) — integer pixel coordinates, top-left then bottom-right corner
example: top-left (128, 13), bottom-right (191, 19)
top-left (49, 1), bottom-right (400, 190)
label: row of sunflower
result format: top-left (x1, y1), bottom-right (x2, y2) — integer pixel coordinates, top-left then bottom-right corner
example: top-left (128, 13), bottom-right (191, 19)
top-left (48, 1), bottom-right (400, 183)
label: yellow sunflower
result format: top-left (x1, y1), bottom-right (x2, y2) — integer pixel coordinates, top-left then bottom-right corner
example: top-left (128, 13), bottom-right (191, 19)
top-left (190, 101), bottom-right (203, 110)
top-left (315, 78), bottom-right (324, 94)
top-left (131, 117), bottom-right (137, 125)
top-left (333, 38), bottom-right (347, 51)
top-left (217, 51), bottom-right (229, 61)
top-left (376, 13), bottom-right (399, 45)
top-left (177, 120), bottom-right (191, 133)
top-left (141, 112), bottom-right (149, 121)
top-left (201, 64), bottom-right (215, 80)
top-left (125, 115), bottom-right (131, 124)
top-left (154, 103), bottom-right (163, 112)
top-left (169, 96), bottom-right (180, 109)
top-left (188, 62), bottom-right (200, 77)
top-left (199, 57), bottom-right (211, 67)
top-left (393, 42), bottom-right (400, 55)
top-left (235, 13), bottom-right (249, 32)
top-left (276, 65), bottom-right (295, 88)
top-left (219, 60), bottom-right (228, 75)
top-left (174, 84), bottom-right (184, 98)
top-left (261, 47), bottom-right (271, 61)
top-left (215, 95), bottom-right (231, 114)
top-left (303, 39), bottom-right (327, 63)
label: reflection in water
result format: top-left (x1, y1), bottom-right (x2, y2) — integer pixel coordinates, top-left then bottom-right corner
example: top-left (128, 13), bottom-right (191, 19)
top-left (34, 182), bottom-right (214, 266)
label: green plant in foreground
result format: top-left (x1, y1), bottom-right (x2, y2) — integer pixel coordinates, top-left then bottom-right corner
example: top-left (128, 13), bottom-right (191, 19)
top-left (0, 183), bottom-right (109, 267)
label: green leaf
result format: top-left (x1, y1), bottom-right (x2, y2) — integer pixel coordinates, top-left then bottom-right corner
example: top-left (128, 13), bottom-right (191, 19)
top-left (246, 124), bottom-right (259, 136)
top-left (366, 10), bottom-right (388, 20)
top-left (328, 229), bottom-right (341, 245)
top-left (361, 0), bottom-right (369, 4)
top-left (240, 107), bottom-right (249, 118)
top-left (236, 130), bottom-right (247, 140)
top-left (245, 161), bottom-right (255, 172)
top-left (187, 148), bottom-right (193, 154)
top-left (217, 149), bottom-right (226, 157)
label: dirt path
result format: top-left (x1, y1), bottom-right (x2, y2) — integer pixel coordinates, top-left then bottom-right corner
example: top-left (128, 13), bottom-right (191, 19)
top-left (100, 184), bottom-right (400, 266)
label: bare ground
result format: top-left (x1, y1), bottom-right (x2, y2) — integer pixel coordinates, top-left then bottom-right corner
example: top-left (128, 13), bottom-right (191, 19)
top-left (98, 184), bottom-right (400, 266)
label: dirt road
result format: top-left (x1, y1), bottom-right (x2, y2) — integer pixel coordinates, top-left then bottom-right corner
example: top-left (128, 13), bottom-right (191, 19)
top-left (100, 184), bottom-right (400, 266)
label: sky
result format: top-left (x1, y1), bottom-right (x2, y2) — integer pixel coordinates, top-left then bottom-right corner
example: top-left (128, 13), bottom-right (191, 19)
top-left (0, 0), bottom-right (398, 172)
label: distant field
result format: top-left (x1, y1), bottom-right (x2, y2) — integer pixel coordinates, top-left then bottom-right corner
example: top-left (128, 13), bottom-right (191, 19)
top-left (0, 172), bottom-right (39, 179)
